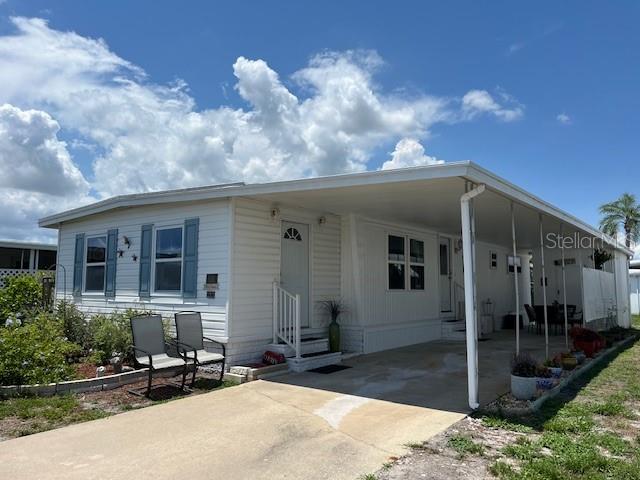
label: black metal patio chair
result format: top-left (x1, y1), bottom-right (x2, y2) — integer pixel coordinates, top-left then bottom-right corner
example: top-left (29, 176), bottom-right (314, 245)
top-left (175, 311), bottom-right (226, 386)
top-left (129, 314), bottom-right (190, 397)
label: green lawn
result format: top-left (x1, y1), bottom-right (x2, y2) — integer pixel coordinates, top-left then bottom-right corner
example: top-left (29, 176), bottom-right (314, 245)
top-left (485, 315), bottom-right (640, 479)
top-left (0, 378), bottom-right (234, 440)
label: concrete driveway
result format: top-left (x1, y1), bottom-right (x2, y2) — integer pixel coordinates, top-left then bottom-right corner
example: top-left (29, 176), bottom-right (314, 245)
top-left (0, 333), bottom-right (553, 479)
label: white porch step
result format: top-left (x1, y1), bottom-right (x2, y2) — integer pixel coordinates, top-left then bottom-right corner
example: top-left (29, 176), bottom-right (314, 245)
top-left (286, 351), bottom-right (342, 373)
top-left (266, 337), bottom-right (329, 358)
top-left (441, 318), bottom-right (466, 341)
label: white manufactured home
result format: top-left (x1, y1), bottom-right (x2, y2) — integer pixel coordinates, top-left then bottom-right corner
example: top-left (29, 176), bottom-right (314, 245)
top-left (39, 162), bottom-right (632, 408)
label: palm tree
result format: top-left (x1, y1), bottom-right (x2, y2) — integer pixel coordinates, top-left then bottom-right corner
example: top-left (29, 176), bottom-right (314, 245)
top-left (599, 193), bottom-right (640, 248)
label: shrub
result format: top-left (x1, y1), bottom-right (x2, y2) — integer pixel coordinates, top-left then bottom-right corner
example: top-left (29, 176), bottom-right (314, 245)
top-left (0, 275), bottom-right (42, 324)
top-left (56, 301), bottom-right (91, 352)
top-left (0, 313), bottom-right (78, 385)
top-left (87, 309), bottom-right (150, 365)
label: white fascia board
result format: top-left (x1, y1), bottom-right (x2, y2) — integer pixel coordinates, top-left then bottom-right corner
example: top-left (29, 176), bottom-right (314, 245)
top-left (465, 163), bottom-right (634, 256)
top-left (38, 162), bottom-right (471, 228)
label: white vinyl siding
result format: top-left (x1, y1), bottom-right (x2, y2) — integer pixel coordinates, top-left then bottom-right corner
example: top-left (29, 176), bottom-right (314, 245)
top-left (229, 198), bottom-right (341, 344)
top-left (55, 199), bottom-right (230, 339)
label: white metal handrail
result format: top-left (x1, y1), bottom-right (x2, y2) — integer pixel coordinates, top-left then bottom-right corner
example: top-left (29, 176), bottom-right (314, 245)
top-left (273, 282), bottom-right (301, 359)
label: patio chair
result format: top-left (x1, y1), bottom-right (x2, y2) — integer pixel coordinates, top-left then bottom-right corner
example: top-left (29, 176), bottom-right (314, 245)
top-left (175, 311), bottom-right (226, 386)
top-left (129, 314), bottom-right (190, 397)
top-left (524, 304), bottom-right (541, 334)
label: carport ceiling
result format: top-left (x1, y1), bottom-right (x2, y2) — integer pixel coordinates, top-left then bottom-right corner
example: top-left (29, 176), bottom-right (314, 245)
top-left (253, 176), bottom-right (591, 250)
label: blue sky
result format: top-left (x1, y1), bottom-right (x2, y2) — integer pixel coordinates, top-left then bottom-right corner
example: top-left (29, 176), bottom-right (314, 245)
top-left (0, 0), bottom-right (638, 240)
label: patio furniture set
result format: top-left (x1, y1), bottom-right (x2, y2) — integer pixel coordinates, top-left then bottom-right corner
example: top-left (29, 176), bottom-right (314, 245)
top-left (129, 312), bottom-right (226, 397)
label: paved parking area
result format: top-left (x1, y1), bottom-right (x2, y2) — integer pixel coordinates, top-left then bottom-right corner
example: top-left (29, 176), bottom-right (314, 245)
top-left (0, 332), bottom-right (557, 479)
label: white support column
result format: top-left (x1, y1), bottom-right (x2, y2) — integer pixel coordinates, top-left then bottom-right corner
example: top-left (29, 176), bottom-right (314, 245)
top-left (460, 183), bottom-right (485, 410)
top-left (539, 214), bottom-right (549, 359)
top-left (511, 202), bottom-right (520, 355)
top-left (560, 224), bottom-right (569, 349)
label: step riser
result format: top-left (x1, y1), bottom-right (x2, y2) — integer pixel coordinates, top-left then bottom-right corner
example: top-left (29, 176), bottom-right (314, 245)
top-left (286, 352), bottom-right (342, 373)
top-left (267, 338), bottom-right (329, 357)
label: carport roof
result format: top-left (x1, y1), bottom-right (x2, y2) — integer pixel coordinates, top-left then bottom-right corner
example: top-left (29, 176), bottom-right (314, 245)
top-left (38, 161), bottom-right (632, 255)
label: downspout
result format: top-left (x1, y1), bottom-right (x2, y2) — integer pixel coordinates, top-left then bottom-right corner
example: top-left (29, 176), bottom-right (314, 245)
top-left (461, 183), bottom-right (486, 410)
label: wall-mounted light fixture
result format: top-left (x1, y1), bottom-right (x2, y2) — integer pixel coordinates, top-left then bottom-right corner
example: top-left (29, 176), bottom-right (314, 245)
top-left (270, 207), bottom-right (280, 222)
top-left (132, 254), bottom-right (138, 262)
top-left (123, 236), bottom-right (131, 248)
top-left (318, 216), bottom-right (327, 226)
top-left (117, 249), bottom-right (124, 258)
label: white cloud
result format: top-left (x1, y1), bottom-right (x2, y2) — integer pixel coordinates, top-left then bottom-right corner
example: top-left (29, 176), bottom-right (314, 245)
top-left (557, 113), bottom-right (572, 125)
top-left (380, 138), bottom-right (444, 170)
top-left (0, 104), bottom-right (88, 195)
top-left (0, 104), bottom-right (93, 241)
top-left (462, 89), bottom-right (523, 122)
top-left (0, 17), bottom-right (524, 240)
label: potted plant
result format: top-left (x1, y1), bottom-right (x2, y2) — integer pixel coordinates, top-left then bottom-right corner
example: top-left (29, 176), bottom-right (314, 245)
top-left (511, 353), bottom-right (538, 400)
top-left (536, 366), bottom-right (554, 390)
top-left (319, 300), bottom-right (346, 353)
top-left (544, 358), bottom-right (563, 378)
top-left (570, 327), bottom-right (603, 358)
top-left (560, 352), bottom-right (577, 370)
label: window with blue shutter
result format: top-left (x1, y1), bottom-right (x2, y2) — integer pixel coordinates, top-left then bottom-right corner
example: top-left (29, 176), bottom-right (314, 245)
top-left (73, 233), bottom-right (85, 295)
top-left (182, 218), bottom-right (199, 298)
top-left (105, 228), bottom-right (118, 298)
top-left (139, 224), bottom-right (153, 297)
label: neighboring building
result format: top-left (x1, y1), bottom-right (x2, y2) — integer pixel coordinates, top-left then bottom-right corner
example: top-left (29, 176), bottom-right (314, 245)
top-left (39, 162), bottom-right (632, 407)
top-left (0, 240), bottom-right (57, 288)
top-left (630, 258), bottom-right (640, 316)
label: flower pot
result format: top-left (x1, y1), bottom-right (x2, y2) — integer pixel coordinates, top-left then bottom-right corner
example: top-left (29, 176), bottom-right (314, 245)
top-left (573, 351), bottom-right (586, 364)
top-left (328, 318), bottom-right (340, 353)
top-left (536, 377), bottom-right (554, 390)
top-left (561, 356), bottom-right (577, 370)
top-left (548, 367), bottom-right (563, 378)
top-left (511, 374), bottom-right (537, 400)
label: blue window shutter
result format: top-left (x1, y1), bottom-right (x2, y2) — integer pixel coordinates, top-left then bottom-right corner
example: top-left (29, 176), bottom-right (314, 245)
top-left (182, 218), bottom-right (199, 298)
top-left (105, 228), bottom-right (118, 298)
top-left (139, 224), bottom-right (153, 297)
top-left (73, 233), bottom-right (85, 295)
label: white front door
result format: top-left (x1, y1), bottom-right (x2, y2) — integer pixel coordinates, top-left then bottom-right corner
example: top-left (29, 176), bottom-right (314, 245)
top-left (280, 221), bottom-right (310, 328)
top-left (439, 238), bottom-right (452, 313)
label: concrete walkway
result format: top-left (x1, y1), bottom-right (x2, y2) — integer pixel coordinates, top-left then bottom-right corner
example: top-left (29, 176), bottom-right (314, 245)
top-left (0, 332), bottom-right (558, 479)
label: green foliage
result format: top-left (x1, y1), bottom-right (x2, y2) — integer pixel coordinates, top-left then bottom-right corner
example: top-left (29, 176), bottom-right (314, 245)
top-left (447, 434), bottom-right (484, 456)
top-left (0, 275), bottom-right (42, 324)
top-left (481, 415), bottom-right (533, 433)
top-left (87, 310), bottom-right (136, 365)
top-left (502, 437), bottom-right (540, 461)
top-left (599, 192), bottom-right (640, 247)
top-left (0, 313), bottom-right (78, 385)
top-left (0, 394), bottom-right (108, 437)
top-left (56, 301), bottom-right (91, 351)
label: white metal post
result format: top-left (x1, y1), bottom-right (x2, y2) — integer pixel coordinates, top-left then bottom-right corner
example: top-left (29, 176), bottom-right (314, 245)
top-left (539, 214), bottom-right (549, 359)
top-left (460, 183), bottom-right (485, 410)
top-left (295, 294), bottom-right (301, 359)
top-left (560, 224), bottom-right (569, 348)
top-left (511, 202), bottom-right (520, 355)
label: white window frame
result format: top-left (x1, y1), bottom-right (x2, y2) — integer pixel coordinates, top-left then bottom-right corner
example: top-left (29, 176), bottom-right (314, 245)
top-left (83, 234), bottom-right (107, 294)
top-left (386, 234), bottom-right (426, 291)
top-left (152, 225), bottom-right (184, 295)
top-left (409, 237), bottom-right (425, 291)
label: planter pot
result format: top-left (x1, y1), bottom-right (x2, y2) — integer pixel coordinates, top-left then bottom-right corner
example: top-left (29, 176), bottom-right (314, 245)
top-left (548, 367), bottom-right (563, 378)
top-left (328, 318), bottom-right (341, 353)
top-left (536, 377), bottom-right (554, 390)
top-left (561, 356), bottom-right (578, 370)
top-left (572, 351), bottom-right (586, 364)
top-left (511, 374), bottom-right (537, 400)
